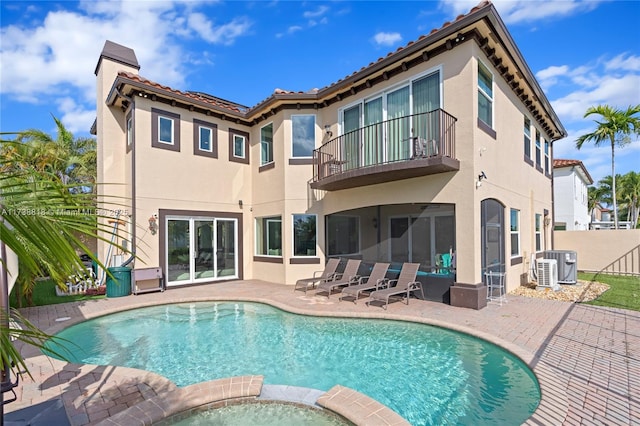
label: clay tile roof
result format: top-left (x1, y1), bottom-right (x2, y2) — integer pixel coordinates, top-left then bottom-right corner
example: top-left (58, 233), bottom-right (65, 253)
top-left (117, 71), bottom-right (247, 113)
top-left (316, 1), bottom-right (490, 93)
top-left (553, 159), bottom-right (594, 184)
top-left (553, 159), bottom-right (582, 168)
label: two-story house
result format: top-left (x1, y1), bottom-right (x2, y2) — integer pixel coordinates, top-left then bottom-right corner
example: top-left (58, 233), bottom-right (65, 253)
top-left (94, 1), bottom-right (566, 309)
top-left (553, 159), bottom-right (593, 230)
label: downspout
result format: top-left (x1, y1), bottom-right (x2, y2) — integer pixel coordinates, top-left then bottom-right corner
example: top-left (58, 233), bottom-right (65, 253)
top-left (116, 88), bottom-right (136, 267)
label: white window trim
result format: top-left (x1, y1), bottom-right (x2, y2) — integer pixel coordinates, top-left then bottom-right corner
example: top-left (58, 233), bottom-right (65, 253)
top-left (535, 129), bottom-right (542, 167)
top-left (233, 134), bottom-right (246, 159)
top-left (544, 138), bottom-right (550, 174)
top-left (255, 216), bottom-right (282, 257)
top-left (524, 116), bottom-right (532, 159)
top-left (510, 209), bottom-right (520, 258)
top-left (199, 126), bottom-right (213, 152)
top-left (292, 214), bottom-right (317, 257)
top-left (127, 115), bottom-right (133, 147)
top-left (158, 116), bottom-right (175, 145)
top-left (477, 59), bottom-right (494, 128)
top-left (291, 115), bottom-right (316, 159)
top-left (260, 121), bottom-right (274, 166)
top-left (337, 66), bottom-right (443, 135)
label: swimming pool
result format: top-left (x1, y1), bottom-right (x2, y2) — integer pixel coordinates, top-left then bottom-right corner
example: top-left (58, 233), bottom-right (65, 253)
top-left (46, 302), bottom-right (540, 425)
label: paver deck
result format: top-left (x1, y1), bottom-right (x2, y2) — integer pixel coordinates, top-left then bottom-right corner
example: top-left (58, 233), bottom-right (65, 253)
top-left (6, 280), bottom-right (640, 425)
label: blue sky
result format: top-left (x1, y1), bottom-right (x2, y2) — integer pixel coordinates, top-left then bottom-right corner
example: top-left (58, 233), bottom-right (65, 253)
top-left (1, 0), bottom-right (638, 184)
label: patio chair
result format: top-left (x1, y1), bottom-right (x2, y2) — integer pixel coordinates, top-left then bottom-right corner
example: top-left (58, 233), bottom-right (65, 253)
top-left (339, 262), bottom-right (390, 303)
top-left (316, 259), bottom-right (361, 298)
top-left (294, 258), bottom-right (340, 294)
top-left (366, 263), bottom-right (424, 310)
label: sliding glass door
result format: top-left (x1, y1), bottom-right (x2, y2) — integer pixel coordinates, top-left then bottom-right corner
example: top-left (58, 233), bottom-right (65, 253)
top-left (166, 216), bottom-right (238, 285)
top-left (340, 70), bottom-right (441, 166)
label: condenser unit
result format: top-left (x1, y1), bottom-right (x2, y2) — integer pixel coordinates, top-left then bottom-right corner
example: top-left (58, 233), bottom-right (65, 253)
top-left (544, 250), bottom-right (578, 284)
top-left (537, 259), bottom-right (560, 291)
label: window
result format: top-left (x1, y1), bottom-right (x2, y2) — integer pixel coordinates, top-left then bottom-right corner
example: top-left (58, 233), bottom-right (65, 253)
top-left (228, 128), bottom-right (249, 164)
top-left (535, 130), bottom-right (541, 169)
top-left (261, 123), bottom-right (274, 165)
top-left (478, 61), bottom-right (493, 128)
top-left (544, 138), bottom-right (550, 174)
top-left (524, 117), bottom-right (531, 159)
top-left (234, 135), bottom-right (246, 158)
top-left (535, 213), bottom-right (542, 252)
top-left (152, 108), bottom-right (181, 151)
top-left (339, 69), bottom-right (441, 167)
top-left (193, 119), bottom-right (218, 158)
top-left (200, 127), bottom-right (212, 151)
top-left (159, 117), bottom-right (173, 144)
top-left (510, 209), bottom-right (520, 257)
top-left (256, 216), bottom-right (282, 256)
top-left (293, 214), bottom-right (316, 256)
top-left (126, 112), bottom-right (133, 148)
top-left (292, 115), bottom-right (315, 158)
top-left (327, 215), bottom-right (359, 256)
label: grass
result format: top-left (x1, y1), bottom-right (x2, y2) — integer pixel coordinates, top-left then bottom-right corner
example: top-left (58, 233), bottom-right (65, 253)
top-left (579, 272), bottom-right (640, 312)
top-left (10, 278), bottom-right (105, 308)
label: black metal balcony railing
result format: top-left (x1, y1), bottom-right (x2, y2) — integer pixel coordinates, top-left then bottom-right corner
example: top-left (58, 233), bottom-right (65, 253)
top-left (313, 109), bottom-right (457, 183)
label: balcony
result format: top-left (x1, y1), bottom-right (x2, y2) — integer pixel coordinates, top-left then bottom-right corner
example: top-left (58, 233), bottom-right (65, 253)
top-left (311, 109), bottom-right (459, 191)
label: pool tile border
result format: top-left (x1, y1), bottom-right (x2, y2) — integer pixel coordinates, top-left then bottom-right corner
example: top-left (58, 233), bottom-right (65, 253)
top-left (10, 280), bottom-right (638, 425)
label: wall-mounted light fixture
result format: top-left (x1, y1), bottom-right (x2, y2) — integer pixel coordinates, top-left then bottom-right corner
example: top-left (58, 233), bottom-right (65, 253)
top-left (455, 33), bottom-right (465, 43)
top-left (148, 215), bottom-right (158, 235)
top-left (238, 200), bottom-right (243, 208)
top-left (476, 171), bottom-right (487, 188)
top-left (324, 125), bottom-right (333, 138)
top-left (372, 217), bottom-right (378, 229)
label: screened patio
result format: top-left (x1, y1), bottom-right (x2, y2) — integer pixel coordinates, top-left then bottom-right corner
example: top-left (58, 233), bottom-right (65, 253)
top-left (325, 203), bottom-right (456, 303)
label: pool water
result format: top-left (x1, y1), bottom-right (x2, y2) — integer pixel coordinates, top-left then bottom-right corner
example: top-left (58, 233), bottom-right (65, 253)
top-left (159, 402), bottom-right (350, 426)
top-left (46, 302), bottom-right (540, 425)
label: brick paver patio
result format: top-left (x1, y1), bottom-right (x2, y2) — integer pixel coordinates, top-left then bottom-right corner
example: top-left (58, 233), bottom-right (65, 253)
top-left (6, 280), bottom-right (639, 425)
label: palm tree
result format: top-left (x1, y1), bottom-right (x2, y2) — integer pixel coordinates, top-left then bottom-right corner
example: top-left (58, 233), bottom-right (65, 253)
top-left (618, 171), bottom-right (640, 228)
top-left (576, 105), bottom-right (640, 229)
top-left (2, 115), bottom-right (97, 193)
top-left (1, 124), bottom-right (126, 391)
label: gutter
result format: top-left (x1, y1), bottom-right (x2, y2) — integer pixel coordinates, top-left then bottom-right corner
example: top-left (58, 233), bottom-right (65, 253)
top-left (115, 88), bottom-right (136, 268)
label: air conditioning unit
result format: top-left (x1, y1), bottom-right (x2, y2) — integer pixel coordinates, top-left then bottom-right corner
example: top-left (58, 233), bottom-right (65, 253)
top-left (544, 250), bottom-right (578, 284)
top-left (537, 259), bottom-right (560, 291)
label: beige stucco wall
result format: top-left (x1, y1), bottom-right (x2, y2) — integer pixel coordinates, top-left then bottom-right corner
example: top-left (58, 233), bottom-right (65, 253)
top-left (96, 35), bottom-right (557, 294)
top-left (554, 230), bottom-right (640, 275)
top-left (96, 59), bottom-right (138, 271)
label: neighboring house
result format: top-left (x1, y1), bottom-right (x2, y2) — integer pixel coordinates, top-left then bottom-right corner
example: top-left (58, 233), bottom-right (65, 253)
top-left (553, 159), bottom-right (593, 230)
top-left (590, 203), bottom-right (632, 230)
top-left (94, 1), bottom-right (566, 309)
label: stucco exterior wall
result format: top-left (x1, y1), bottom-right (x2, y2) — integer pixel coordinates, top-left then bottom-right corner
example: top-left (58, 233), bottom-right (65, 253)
top-left (554, 167), bottom-right (590, 230)
top-left (554, 230), bottom-right (640, 275)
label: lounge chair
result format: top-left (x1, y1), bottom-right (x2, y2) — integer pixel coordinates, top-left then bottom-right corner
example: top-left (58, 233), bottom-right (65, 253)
top-left (339, 262), bottom-right (390, 303)
top-left (316, 259), bottom-right (361, 298)
top-left (294, 258), bottom-right (340, 294)
top-left (366, 263), bottom-right (424, 310)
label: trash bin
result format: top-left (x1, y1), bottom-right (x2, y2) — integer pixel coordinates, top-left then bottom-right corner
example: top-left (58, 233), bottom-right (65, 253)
top-left (106, 266), bottom-right (131, 297)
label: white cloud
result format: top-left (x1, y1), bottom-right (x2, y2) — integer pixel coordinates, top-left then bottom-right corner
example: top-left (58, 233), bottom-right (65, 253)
top-left (536, 65), bottom-right (569, 90)
top-left (372, 32), bottom-right (402, 47)
top-left (187, 13), bottom-right (251, 45)
top-left (439, 0), bottom-right (603, 24)
top-left (0, 1), bottom-right (250, 106)
top-left (57, 97), bottom-right (96, 134)
top-left (551, 74), bottom-right (640, 121)
top-left (605, 53), bottom-right (640, 72)
top-left (303, 6), bottom-right (329, 19)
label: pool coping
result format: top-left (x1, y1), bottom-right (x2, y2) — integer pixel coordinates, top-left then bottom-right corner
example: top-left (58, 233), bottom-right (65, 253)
top-left (11, 282), bottom-right (574, 425)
